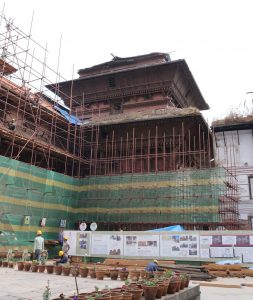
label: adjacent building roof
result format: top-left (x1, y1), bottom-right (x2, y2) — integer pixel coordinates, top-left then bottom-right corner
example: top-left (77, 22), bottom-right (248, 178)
top-left (212, 115), bottom-right (253, 131)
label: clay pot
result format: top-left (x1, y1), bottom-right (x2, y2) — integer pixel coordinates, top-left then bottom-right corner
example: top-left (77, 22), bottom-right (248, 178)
top-left (8, 262), bottom-right (14, 268)
top-left (24, 262), bottom-right (31, 271)
top-left (88, 268), bottom-right (96, 278)
top-left (80, 267), bottom-right (89, 277)
top-left (2, 261), bottom-right (8, 267)
top-left (46, 265), bottom-right (54, 274)
top-left (110, 292), bottom-right (123, 300)
top-left (119, 270), bottom-right (129, 281)
top-left (167, 277), bottom-right (179, 294)
top-left (180, 277), bottom-right (186, 290)
top-left (175, 277), bottom-right (181, 292)
top-left (31, 264), bottom-right (39, 272)
top-left (125, 288), bottom-right (143, 300)
top-left (62, 266), bottom-right (71, 276)
top-left (155, 285), bottom-right (164, 299)
top-left (17, 261), bottom-right (24, 271)
top-left (129, 270), bottom-right (140, 281)
top-left (160, 282), bottom-right (169, 296)
top-left (95, 295), bottom-right (111, 300)
top-left (110, 269), bottom-right (119, 280)
top-left (143, 285), bottom-right (158, 300)
top-left (71, 266), bottom-right (80, 277)
top-left (38, 265), bottom-right (46, 273)
top-left (122, 293), bottom-right (132, 300)
top-left (54, 265), bottom-right (62, 275)
top-left (96, 269), bottom-right (105, 280)
top-left (185, 277), bottom-right (190, 288)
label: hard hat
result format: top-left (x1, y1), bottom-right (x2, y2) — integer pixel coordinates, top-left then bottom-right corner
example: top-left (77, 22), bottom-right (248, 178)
top-left (59, 250), bottom-right (64, 256)
top-left (37, 230), bottom-right (42, 235)
top-left (63, 236), bottom-right (68, 240)
top-left (154, 259), bottom-right (158, 264)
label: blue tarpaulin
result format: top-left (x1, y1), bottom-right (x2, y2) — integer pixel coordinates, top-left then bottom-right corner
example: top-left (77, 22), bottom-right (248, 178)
top-left (147, 225), bottom-right (184, 232)
top-left (54, 105), bottom-right (88, 125)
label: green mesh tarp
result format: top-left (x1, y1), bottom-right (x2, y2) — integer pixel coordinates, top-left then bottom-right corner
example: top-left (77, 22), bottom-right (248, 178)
top-left (0, 154), bottom-right (227, 249)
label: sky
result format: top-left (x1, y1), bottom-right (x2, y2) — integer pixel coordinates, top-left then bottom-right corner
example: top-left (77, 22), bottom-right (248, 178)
top-left (1, 0), bottom-right (253, 123)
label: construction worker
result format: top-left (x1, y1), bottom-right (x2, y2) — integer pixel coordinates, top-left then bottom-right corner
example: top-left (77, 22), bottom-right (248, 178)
top-left (56, 250), bottom-right (68, 265)
top-left (146, 259), bottom-right (163, 272)
top-left (34, 230), bottom-right (44, 261)
top-left (62, 236), bottom-right (70, 255)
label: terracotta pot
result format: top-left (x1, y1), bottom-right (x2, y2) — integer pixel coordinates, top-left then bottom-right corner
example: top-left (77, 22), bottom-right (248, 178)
top-left (62, 266), bottom-right (71, 276)
top-left (110, 269), bottom-right (119, 280)
top-left (24, 262), bottom-right (31, 271)
top-left (0, 261), bottom-right (2, 267)
top-left (80, 267), bottom-right (89, 277)
top-left (119, 270), bottom-right (129, 281)
top-left (125, 288), bottom-right (143, 300)
top-left (155, 285), bottom-right (164, 299)
top-left (8, 262), bottom-right (14, 268)
top-left (88, 268), bottom-right (96, 278)
top-left (71, 266), bottom-right (80, 277)
top-left (96, 269), bottom-right (105, 280)
top-left (31, 264), bottom-right (39, 272)
top-left (110, 292), bottom-right (123, 300)
top-left (167, 277), bottom-right (179, 294)
top-left (95, 295), bottom-right (111, 300)
top-left (160, 282), bottom-right (169, 296)
top-left (143, 285), bottom-right (158, 300)
top-left (54, 265), bottom-right (62, 275)
top-left (122, 293), bottom-right (132, 300)
top-left (17, 261), bottom-right (24, 271)
top-left (185, 277), bottom-right (190, 288)
top-left (175, 277), bottom-right (181, 292)
top-left (129, 270), bottom-right (140, 281)
top-left (46, 265), bottom-right (54, 274)
top-left (180, 277), bottom-right (186, 290)
top-left (2, 261), bottom-right (8, 267)
top-left (38, 265), bottom-right (46, 273)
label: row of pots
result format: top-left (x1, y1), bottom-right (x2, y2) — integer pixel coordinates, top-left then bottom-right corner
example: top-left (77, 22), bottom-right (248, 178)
top-left (53, 275), bottom-right (190, 300)
top-left (14, 262), bottom-right (130, 280)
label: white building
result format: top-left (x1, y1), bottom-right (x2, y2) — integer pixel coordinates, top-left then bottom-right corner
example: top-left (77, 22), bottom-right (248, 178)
top-left (213, 119), bottom-right (253, 229)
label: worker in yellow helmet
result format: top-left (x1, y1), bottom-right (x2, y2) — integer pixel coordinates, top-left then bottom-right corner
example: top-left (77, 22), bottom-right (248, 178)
top-left (56, 250), bottom-right (68, 265)
top-left (34, 230), bottom-right (44, 261)
top-left (62, 236), bottom-right (70, 255)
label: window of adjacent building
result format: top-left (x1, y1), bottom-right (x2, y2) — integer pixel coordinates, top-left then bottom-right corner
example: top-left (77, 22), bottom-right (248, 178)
top-left (110, 100), bottom-right (123, 114)
top-left (249, 176), bottom-right (253, 199)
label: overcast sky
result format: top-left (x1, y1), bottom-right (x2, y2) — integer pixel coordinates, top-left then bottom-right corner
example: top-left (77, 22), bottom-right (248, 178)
top-left (1, 0), bottom-right (253, 122)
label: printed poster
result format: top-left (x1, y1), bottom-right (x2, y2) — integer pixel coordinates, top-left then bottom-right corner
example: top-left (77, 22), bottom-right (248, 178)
top-left (124, 234), bottom-right (159, 256)
top-left (160, 234), bottom-right (199, 257)
top-left (209, 246), bottom-right (233, 258)
top-left (199, 235), bottom-right (212, 258)
top-left (75, 231), bottom-right (91, 256)
top-left (234, 247), bottom-right (253, 263)
top-left (91, 234), bottom-right (123, 256)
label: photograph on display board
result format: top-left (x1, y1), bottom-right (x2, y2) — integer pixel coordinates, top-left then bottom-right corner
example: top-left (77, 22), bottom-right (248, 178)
top-left (76, 232), bottom-right (90, 255)
top-left (137, 235), bottom-right (159, 256)
top-left (212, 235), bottom-right (222, 245)
top-left (109, 235), bottom-right (122, 255)
top-left (126, 235), bottom-right (137, 245)
top-left (189, 235), bottom-right (197, 242)
top-left (236, 235), bottom-right (250, 245)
